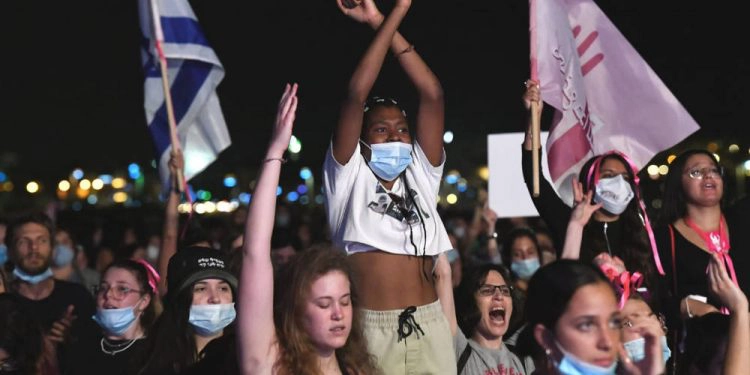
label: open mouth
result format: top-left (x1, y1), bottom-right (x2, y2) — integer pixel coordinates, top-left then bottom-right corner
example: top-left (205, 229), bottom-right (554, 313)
top-left (489, 307), bottom-right (506, 323)
top-left (330, 325), bottom-right (347, 334)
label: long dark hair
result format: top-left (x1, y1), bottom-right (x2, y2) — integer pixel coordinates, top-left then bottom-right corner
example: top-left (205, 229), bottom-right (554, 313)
top-left (274, 245), bottom-right (378, 375)
top-left (132, 281), bottom-right (236, 375)
top-left (659, 149), bottom-right (723, 226)
top-left (579, 153), bottom-right (656, 291)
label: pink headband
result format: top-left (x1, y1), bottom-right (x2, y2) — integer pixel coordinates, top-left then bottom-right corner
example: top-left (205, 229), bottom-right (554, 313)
top-left (585, 151), bottom-right (665, 276)
top-left (135, 259), bottom-right (161, 295)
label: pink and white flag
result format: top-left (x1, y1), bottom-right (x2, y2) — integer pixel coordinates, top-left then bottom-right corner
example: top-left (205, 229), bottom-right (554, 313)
top-left (530, 0), bottom-right (699, 205)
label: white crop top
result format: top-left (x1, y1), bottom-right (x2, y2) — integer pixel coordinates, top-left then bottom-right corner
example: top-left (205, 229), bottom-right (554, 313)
top-left (323, 142), bottom-right (452, 257)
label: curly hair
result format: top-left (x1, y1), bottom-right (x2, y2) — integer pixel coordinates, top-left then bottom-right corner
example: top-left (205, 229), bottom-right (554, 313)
top-left (274, 245), bottom-right (379, 375)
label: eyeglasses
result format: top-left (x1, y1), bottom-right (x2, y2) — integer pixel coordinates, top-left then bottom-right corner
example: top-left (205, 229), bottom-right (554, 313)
top-left (477, 284), bottom-right (512, 297)
top-left (685, 166), bottom-right (722, 180)
top-left (93, 284), bottom-right (143, 299)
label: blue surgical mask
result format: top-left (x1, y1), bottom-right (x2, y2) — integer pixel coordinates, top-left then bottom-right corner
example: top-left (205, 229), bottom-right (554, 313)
top-left (623, 336), bottom-right (671, 364)
top-left (13, 267), bottom-right (53, 285)
top-left (361, 141), bottom-right (412, 181)
top-left (93, 306), bottom-right (139, 336)
top-left (189, 303), bottom-right (236, 336)
top-left (555, 342), bottom-right (617, 375)
top-left (53, 244), bottom-right (75, 267)
top-left (511, 258), bottom-right (540, 280)
top-left (0, 244), bottom-right (8, 265)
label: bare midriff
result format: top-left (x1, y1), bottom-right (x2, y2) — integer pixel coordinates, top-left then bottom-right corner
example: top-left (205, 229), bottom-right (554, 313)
top-left (349, 250), bottom-right (436, 310)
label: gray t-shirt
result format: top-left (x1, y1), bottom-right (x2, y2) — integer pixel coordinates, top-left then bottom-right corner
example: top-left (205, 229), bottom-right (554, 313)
top-left (454, 328), bottom-right (533, 375)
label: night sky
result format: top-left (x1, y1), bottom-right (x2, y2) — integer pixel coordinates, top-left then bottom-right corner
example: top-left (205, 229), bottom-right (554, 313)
top-left (1, 0), bottom-right (748, 191)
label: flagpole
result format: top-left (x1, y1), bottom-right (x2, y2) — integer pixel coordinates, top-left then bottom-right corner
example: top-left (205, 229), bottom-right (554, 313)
top-left (529, 0), bottom-right (541, 197)
top-left (149, 0), bottom-right (185, 193)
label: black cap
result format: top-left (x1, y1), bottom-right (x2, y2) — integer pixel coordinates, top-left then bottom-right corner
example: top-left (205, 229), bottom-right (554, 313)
top-left (166, 246), bottom-right (238, 298)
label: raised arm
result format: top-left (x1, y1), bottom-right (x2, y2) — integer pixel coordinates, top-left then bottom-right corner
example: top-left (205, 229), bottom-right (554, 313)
top-left (434, 252), bottom-right (457, 336)
top-left (341, 0), bottom-right (444, 165)
top-left (520, 80), bottom-right (570, 252)
top-left (157, 150), bottom-right (183, 296)
top-left (561, 182), bottom-right (601, 259)
top-left (237, 84), bottom-right (298, 374)
top-left (707, 253), bottom-right (750, 375)
top-left (332, 0), bottom-right (411, 164)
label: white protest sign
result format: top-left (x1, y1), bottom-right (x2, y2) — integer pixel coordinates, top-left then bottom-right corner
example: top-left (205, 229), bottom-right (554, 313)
top-left (487, 132), bottom-right (555, 218)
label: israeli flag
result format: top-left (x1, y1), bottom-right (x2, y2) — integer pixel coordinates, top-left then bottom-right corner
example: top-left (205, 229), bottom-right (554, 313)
top-left (138, 0), bottom-right (230, 191)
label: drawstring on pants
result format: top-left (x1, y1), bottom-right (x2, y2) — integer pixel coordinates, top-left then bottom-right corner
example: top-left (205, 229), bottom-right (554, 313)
top-left (397, 306), bottom-right (425, 342)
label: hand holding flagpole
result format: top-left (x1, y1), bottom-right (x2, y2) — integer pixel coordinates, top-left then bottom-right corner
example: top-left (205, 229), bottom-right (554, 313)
top-left (523, 79), bottom-right (543, 197)
top-left (528, 0), bottom-right (541, 197)
top-left (149, 0), bottom-right (185, 193)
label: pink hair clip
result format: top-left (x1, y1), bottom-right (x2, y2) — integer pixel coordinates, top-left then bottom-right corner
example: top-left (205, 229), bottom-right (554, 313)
top-left (135, 259), bottom-right (161, 295)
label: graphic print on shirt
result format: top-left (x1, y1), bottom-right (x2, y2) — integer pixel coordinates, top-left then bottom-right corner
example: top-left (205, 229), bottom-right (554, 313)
top-left (367, 184), bottom-right (429, 225)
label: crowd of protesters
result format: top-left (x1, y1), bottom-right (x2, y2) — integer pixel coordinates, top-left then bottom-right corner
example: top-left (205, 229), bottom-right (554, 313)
top-left (2, 1), bottom-right (750, 374)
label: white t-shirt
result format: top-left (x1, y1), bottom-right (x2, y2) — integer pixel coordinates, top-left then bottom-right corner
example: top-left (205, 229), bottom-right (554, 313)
top-left (323, 142), bottom-right (452, 256)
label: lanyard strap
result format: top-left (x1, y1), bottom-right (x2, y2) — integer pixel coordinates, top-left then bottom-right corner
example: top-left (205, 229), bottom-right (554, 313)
top-left (684, 215), bottom-right (738, 314)
top-left (586, 151), bottom-right (665, 275)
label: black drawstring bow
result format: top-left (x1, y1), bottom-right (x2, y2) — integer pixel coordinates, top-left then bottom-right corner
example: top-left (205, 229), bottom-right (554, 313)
top-left (397, 306), bottom-right (425, 342)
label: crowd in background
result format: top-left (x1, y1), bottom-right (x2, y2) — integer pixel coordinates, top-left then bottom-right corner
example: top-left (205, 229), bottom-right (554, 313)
top-left (2, 0), bottom-right (749, 374)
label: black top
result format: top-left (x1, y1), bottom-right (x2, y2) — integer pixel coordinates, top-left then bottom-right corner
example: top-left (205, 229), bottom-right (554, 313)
top-left (522, 147), bottom-right (625, 263)
top-left (66, 335), bottom-right (147, 375)
top-left (12, 279), bottom-right (98, 370)
top-left (655, 213), bottom-right (750, 309)
top-left (132, 333), bottom-right (239, 375)
top-left (179, 334), bottom-right (239, 375)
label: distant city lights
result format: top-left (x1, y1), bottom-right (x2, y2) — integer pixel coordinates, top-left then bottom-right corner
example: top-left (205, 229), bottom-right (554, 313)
top-left (446, 193), bottom-right (458, 205)
top-left (128, 163), bottom-right (141, 179)
top-left (288, 135), bottom-right (302, 154)
top-left (443, 131), bottom-right (454, 144)
top-left (112, 178), bottom-right (126, 189)
top-left (26, 181), bottom-right (40, 194)
top-left (299, 167), bottom-right (312, 180)
top-left (92, 179), bottom-right (104, 190)
top-left (223, 175), bottom-right (237, 188)
top-left (79, 179), bottom-right (91, 190)
top-left (113, 192), bottom-right (128, 203)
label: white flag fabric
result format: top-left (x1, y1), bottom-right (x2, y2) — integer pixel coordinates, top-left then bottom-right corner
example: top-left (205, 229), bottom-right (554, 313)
top-left (139, 0), bottom-right (230, 191)
top-left (530, 0), bottom-right (699, 205)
